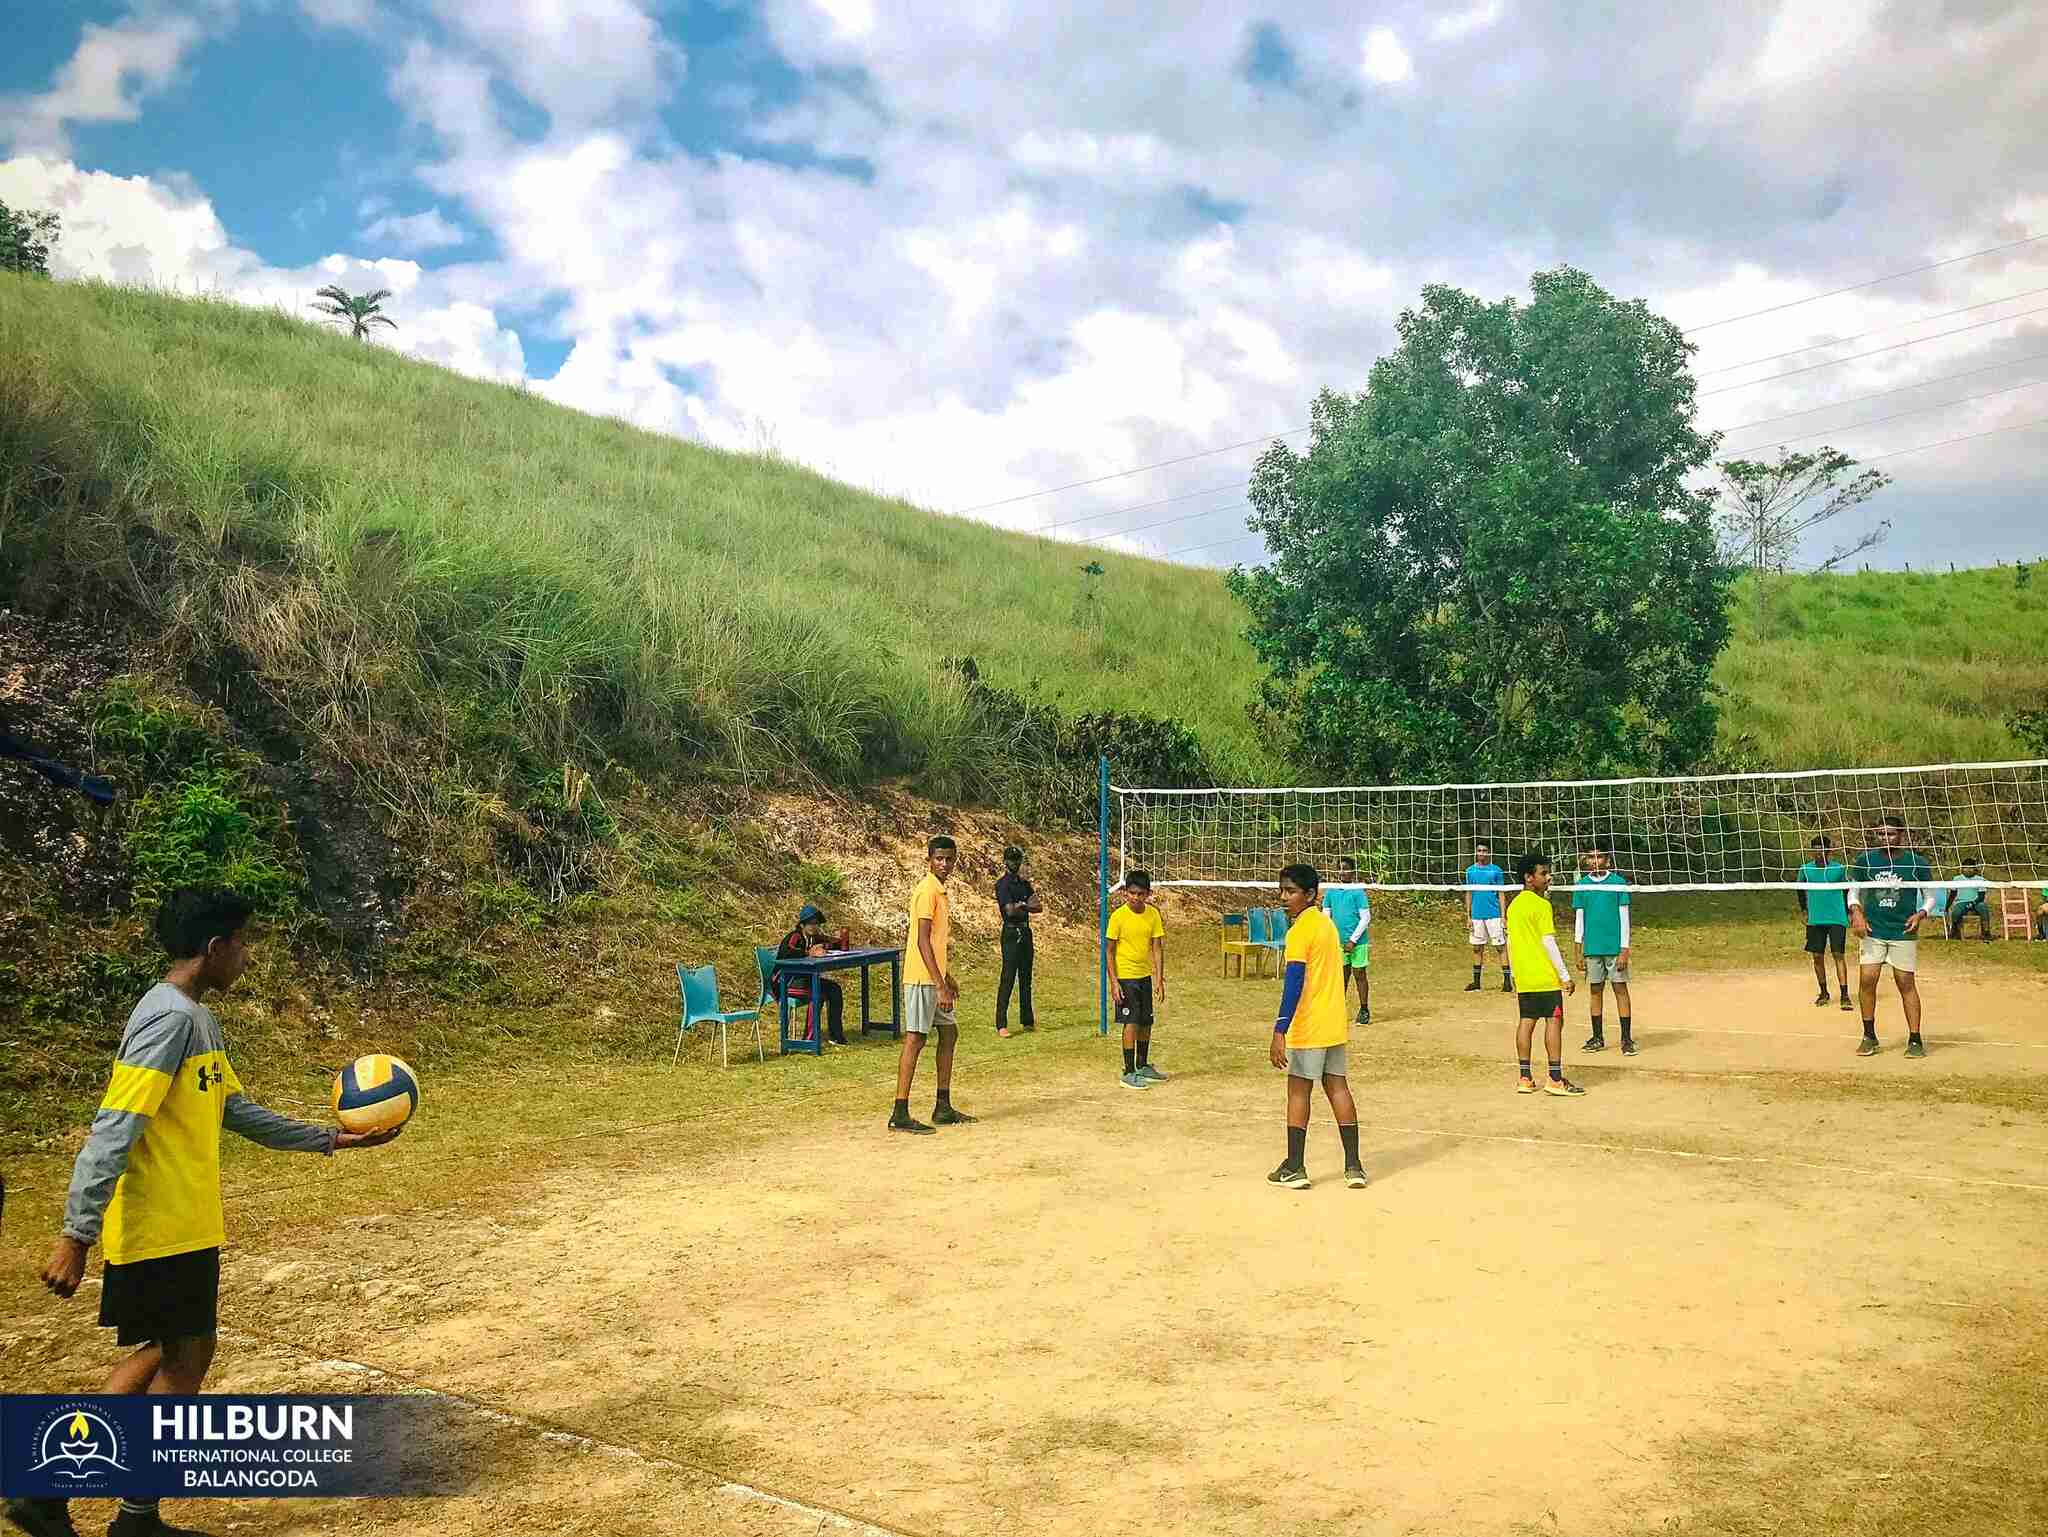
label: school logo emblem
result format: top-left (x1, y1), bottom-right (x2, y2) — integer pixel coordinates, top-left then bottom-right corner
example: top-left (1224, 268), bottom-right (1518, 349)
top-left (25, 1404), bottom-right (130, 1486)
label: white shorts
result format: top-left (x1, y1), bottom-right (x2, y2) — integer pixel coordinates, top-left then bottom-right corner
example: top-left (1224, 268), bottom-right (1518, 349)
top-left (1468, 917), bottom-right (1506, 947)
top-left (1859, 936), bottom-right (1917, 974)
top-left (903, 983), bottom-right (956, 1035)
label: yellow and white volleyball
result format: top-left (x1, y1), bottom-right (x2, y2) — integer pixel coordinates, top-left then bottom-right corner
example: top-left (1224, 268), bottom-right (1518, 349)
top-left (332, 1054), bottom-right (420, 1135)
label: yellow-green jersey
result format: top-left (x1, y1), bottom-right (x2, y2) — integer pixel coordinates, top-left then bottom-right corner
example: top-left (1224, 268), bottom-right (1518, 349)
top-left (1506, 890), bottom-right (1567, 993)
top-left (1278, 906), bottom-right (1348, 1049)
top-left (1105, 901), bottom-right (1165, 980)
top-left (63, 983), bottom-right (334, 1264)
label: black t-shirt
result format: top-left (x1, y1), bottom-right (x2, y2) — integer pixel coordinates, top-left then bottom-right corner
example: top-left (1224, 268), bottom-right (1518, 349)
top-left (995, 872), bottom-right (1033, 925)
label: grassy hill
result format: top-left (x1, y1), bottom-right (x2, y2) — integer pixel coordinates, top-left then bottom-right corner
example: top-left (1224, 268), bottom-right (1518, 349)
top-left (5, 276), bottom-right (2045, 813)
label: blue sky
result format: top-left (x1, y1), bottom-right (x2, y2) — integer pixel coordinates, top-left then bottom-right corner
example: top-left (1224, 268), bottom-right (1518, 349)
top-left (5, 1), bottom-right (2048, 569)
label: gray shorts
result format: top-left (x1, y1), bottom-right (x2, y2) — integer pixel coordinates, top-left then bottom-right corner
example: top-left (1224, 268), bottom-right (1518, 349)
top-left (903, 982), bottom-right (955, 1035)
top-left (1585, 954), bottom-right (1630, 985)
top-left (1285, 1043), bottom-right (1349, 1080)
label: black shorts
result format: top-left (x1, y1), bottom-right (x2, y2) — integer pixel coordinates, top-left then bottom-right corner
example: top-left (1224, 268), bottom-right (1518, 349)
top-left (1114, 977), bottom-right (1154, 1028)
top-left (1517, 990), bottom-right (1564, 1020)
top-left (1804, 923), bottom-right (1847, 955)
top-left (99, 1245), bottom-right (220, 1346)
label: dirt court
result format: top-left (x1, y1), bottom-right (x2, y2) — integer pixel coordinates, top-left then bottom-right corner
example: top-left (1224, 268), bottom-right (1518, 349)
top-left (10, 959), bottom-right (2048, 1537)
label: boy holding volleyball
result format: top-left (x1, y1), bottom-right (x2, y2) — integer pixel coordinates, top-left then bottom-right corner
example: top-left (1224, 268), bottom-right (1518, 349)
top-left (11, 888), bottom-right (397, 1537)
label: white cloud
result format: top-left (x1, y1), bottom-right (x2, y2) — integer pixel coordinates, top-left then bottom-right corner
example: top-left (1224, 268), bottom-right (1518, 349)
top-left (0, 156), bottom-right (526, 386)
top-left (1359, 26), bottom-right (1413, 85)
top-left (299, 0), bottom-right (378, 30)
top-left (0, 15), bottom-right (202, 157)
top-left (1430, 2), bottom-right (1506, 42)
top-left (811, 0), bottom-right (876, 40)
top-left (360, 206), bottom-right (468, 251)
top-left (424, 0), bottom-right (681, 125)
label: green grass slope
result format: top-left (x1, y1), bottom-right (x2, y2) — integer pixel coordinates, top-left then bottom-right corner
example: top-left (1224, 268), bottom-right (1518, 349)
top-left (2, 276), bottom-right (2042, 798)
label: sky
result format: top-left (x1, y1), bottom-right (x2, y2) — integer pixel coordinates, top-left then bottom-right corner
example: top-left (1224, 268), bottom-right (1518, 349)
top-left (3, 0), bottom-right (2046, 571)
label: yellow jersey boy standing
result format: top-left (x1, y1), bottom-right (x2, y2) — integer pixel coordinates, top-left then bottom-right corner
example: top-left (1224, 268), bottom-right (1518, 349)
top-left (1104, 871), bottom-right (1167, 1088)
top-left (1506, 853), bottom-right (1582, 1097)
top-left (13, 888), bottom-right (396, 1537)
top-left (1266, 864), bottom-right (1367, 1191)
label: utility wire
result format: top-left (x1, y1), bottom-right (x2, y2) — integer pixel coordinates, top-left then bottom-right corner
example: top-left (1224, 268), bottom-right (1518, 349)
top-left (961, 234), bottom-right (2048, 516)
top-left (1694, 283), bottom-right (2048, 376)
top-left (1726, 376), bottom-right (2048, 456)
top-left (1697, 303), bottom-right (2048, 397)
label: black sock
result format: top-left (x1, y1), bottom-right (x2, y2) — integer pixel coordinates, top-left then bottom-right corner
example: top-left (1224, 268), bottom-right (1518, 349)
top-left (1472, 964), bottom-right (1482, 984)
top-left (1136, 1038), bottom-right (1150, 1068)
top-left (1338, 1123), bottom-right (1360, 1165)
top-left (1590, 1015), bottom-right (1604, 1039)
top-left (1549, 1060), bottom-right (1563, 1082)
top-left (1862, 1018), bottom-right (1877, 1038)
top-left (1619, 1015), bottom-right (1632, 1042)
top-left (1286, 1125), bottom-right (1306, 1167)
top-left (1123, 1047), bottom-right (1135, 1074)
top-left (1909, 1030), bottom-right (1923, 1044)
top-left (1517, 1058), bottom-right (1531, 1077)
top-left (1504, 968), bottom-right (1514, 987)
top-left (935, 1088), bottom-right (951, 1109)
top-left (892, 1098), bottom-right (909, 1119)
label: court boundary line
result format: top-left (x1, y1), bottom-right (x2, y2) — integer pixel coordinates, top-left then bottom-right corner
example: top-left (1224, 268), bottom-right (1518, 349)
top-left (216, 1328), bottom-right (920, 1537)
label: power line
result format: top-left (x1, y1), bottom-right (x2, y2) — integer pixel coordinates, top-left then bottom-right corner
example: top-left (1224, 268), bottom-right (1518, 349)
top-left (1142, 413), bottom-right (2048, 567)
top-left (1695, 283), bottom-right (2048, 376)
top-left (1710, 350), bottom-right (2048, 440)
top-left (956, 427), bottom-right (1307, 515)
top-left (1726, 376), bottom-right (2048, 456)
top-left (1031, 477), bottom-right (1250, 536)
top-left (959, 234), bottom-right (2048, 517)
top-left (1679, 231), bottom-right (2048, 334)
top-left (1073, 498), bottom-right (1254, 547)
top-left (1697, 303), bottom-right (2048, 398)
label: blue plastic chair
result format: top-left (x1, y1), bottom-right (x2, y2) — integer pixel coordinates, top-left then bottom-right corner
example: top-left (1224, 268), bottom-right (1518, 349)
top-left (755, 946), bottom-right (782, 1009)
top-left (676, 963), bottom-right (763, 1068)
top-left (1260, 907), bottom-right (1289, 972)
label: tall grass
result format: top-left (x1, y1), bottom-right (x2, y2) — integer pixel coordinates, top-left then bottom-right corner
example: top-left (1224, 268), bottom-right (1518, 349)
top-left (1, 276), bottom-right (2041, 828)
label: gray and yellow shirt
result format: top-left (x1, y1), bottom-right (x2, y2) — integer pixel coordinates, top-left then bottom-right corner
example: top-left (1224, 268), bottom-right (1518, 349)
top-left (63, 983), bottom-right (334, 1264)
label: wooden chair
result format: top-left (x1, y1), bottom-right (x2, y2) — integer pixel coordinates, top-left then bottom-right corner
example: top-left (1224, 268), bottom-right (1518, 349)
top-left (676, 963), bottom-right (764, 1068)
top-left (2001, 886), bottom-right (2043, 940)
top-left (1220, 912), bottom-right (1256, 977)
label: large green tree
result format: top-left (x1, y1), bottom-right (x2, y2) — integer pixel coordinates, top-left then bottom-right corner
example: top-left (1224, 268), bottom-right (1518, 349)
top-left (0, 199), bottom-right (61, 276)
top-left (1226, 266), bottom-right (1733, 783)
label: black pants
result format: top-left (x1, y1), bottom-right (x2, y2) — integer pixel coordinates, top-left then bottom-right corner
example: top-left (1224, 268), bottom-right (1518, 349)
top-left (1948, 900), bottom-right (1991, 939)
top-left (791, 979), bottom-right (845, 1042)
top-left (996, 923), bottom-right (1035, 1028)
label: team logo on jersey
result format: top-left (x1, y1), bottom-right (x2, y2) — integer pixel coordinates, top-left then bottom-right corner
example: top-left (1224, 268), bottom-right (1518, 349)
top-left (25, 1404), bottom-right (130, 1487)
top-left (196, 1064), bottom-right (223, 1091)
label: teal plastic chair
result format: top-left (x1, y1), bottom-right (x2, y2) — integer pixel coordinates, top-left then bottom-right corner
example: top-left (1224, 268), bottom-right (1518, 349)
top-left (1258, 907), bottom-right (1288, 973)
top-left (755, 946), bottom-right (781, 1009)
top-left (676, 963), bottom-right (763, 1068)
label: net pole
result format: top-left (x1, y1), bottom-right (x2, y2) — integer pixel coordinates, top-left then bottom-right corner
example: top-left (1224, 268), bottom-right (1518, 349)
top-left (1097, 756), bottom-right (1111, 1037)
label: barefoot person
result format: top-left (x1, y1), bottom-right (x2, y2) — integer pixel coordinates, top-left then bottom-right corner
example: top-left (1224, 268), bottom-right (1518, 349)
top-left (7, 887), bottom-right (398, 1537)
top-left (1266, 863), bottom-right (1366, 1191)
top-left (1848, 814), bottom-right (1936, 1059)
top-left (1507, 852), bottom-right (1581, 1096)
top-left (889, 836), bottom-right (974, 1132)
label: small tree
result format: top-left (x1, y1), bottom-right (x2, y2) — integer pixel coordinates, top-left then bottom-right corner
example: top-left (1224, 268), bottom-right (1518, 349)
top-left (1714, 447), bottom-right (1891, 631)
top-left (311, 285), bottom-right (398, 340)
top-left (0, 200), bottom-right (61, 276)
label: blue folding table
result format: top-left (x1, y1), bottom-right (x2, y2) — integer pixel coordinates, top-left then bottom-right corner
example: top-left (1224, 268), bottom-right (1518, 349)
top-left (771, 946), bottom-right (903, 1056)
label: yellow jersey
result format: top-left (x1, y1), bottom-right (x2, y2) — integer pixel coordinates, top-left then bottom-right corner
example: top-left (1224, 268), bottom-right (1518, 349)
top-left (904, 873), bottom-right (950, 986)
top-left (1280, 906), bottom-right (1348, 1049)
top-left (1105, 901), bottom-right (1165, 980)
top-left (1506, 889), bottom-right (1565, 992)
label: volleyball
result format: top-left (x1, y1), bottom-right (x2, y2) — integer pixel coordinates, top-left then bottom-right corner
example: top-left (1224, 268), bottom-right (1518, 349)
top-left (333, 1053), bottom-right (419, 1134)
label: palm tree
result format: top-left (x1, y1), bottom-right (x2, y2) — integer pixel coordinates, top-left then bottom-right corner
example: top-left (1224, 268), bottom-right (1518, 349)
top-left (311, 285), bottom-right (398, 341)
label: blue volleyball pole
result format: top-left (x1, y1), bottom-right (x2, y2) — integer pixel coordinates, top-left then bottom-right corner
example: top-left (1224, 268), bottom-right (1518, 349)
top-left (1097, 755), bottom-right (1111, 1036)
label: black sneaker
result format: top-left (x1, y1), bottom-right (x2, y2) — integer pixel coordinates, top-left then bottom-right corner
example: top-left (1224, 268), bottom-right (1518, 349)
top-left (1344, 1164), bottom-right (1370, 1189)
top-left (1619, 1037), bottom-right (1638, 1056)
top-left (1581, 1034), bottom-right (1606, 1052)
top-left (107, 1511), bottom-right (211, 1537)
top-left (1813, 990), bottom-right (1829, 1008)
top-left (1463, 979), bottom-right (1482, 992)
top-left (1355, 1006), bottom-right (1369, 1025)
top-left (1856, 1036), bottom-right (1879, 1057)
top-left (887, 1110), bottom-right (936, 1134)
top-left (5, 1499), bottom-right (80, 1537)
top-left (1266, 1161), bottom-right (1310, 1190)
top-left (1838, 994), bottom-right (1853, 1012)
top-left (1904, 1038), bottom-right (1926, 1059)
top-left (1501, 976), bottom-right (1514, 993)
top-left (932, 1104), bottom-right (977, 1125)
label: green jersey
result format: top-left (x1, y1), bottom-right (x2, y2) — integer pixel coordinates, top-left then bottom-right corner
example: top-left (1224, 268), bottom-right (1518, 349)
top-left (1571, 871), bottom-right (1630, 955)
top-left (1798, 861), bottom-right (1849, 927)
top-left (1848, 848), bottom-right (1934, 940)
